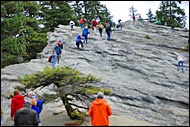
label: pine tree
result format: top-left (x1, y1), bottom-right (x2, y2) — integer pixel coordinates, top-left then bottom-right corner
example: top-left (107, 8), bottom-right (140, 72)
top-left (156, 1), bottom-right (186, 28)
top-left (70, 1), bottom-right (113, 25)
top-left (39, 1), bottom-right (75, 32)
top-left (146, 8), bottom-right (155, 23)
top-left (129, 5), bottom-right (138, 19)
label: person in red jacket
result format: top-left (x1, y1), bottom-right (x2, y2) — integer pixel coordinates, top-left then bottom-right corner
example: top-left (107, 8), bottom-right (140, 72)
top-left (10, 90), bottom-right (25, 121)
top-left (91, 19), bottom-right (98, 30)
top-left (79, 18), bottom-right (84, 29)
top-left (88, 92), bottom-right (112, 126)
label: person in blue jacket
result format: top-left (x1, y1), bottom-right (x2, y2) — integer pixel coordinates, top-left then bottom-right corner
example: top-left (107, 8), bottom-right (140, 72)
top-left (76, 34), bottom-right (84, 49)
top-left (82, 26), bottom-right (90, 44)
top-left (54, 44), bottom-right (62, 64)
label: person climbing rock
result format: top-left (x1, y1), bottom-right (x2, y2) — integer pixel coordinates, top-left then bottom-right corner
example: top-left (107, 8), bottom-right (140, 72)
top-left (75, 34), bottom-right (84, 50)
top-left (69, 20), bottom-right (75, 30)
top-left (50, 50), bottom-right (57, 68)
top-left (105, 23), bottom-right (112, 41)
top-left (177, 55), bottom-right (184, 73)
top-left (54, 43), bottom-right (62, 64)
top-left (82, 26), bottom-right (90, 44)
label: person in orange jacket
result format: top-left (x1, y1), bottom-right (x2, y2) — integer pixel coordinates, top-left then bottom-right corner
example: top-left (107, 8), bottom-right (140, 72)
top-left (88, 92), bottom-right (112, 126)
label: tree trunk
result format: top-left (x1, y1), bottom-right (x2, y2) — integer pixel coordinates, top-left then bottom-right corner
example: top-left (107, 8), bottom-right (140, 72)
top-left (61, 95), bottom-right (79, 120)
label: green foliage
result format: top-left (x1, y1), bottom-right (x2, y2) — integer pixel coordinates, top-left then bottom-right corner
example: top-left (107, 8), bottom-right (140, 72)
top-left (40, 1), bottom-right (75, 32)
top-left (181, 44), bottom-right (189, 52)
top-left (1, 1), bottom-right (48, 68)
top-left (71, 1), bottom-right (113, 25)
top-left (156, 1), bottom-right (186, 28)
top-left (144, 35), bottom-right (151, 39)
top-left (71, 111), bottom-right (84, 120)
top-left (85, 86), bottom-right (112, 95)
top-left (18, 66), bottom-right (101, 89)
top-left (146, 8), bottom-right (155, 23)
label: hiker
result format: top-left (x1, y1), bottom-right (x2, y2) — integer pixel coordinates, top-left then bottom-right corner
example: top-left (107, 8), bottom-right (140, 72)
top-left (109, 20), bottom-right (113, 28)
top-left (50, 50), bottom-right (57, 68)
top-left (26, 91), bottom-right (43, 126)
top-left (177, 55), bottom-right (184, 73)
top-left (88, 92), bottom-right (112, 126)
top-left (105, 23), bottom-right (112, 41)
top-left (91, 19), bottom-right (98, 30)
top-left (54, 43), bottom-right (62, 64)
top-left (14, 102), bottom-right (38, 126)
top-left (118, 19), bottom-right (122, 30)
top-left (30, 96), bottom-right (43, 126)
top-left (10, 90), bottom-right (25, 121)
top-left (82, 26), bottom-right (90, 44)
top-left (97, 23), bottom-right (104, 37)
top-left (112, 22), bottom-right (116, 30)
top-left (69, 20), bottom-right (75, 30)
top-left (79, 18), bottom-right (84, 29)
top-left (57, 40), bottom-right (63, 49)
top-left (157, 19), bottom-right (161, 25)
top-left (132, 15), bottom-right (136, 22)
top-left (76, 34), bottom-right (84, 49)
top-left (171, 24), bottom-right (175, 32)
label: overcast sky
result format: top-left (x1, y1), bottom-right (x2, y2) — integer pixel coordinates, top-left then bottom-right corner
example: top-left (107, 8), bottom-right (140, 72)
top-left (100, 1), bottom-right (189, 29)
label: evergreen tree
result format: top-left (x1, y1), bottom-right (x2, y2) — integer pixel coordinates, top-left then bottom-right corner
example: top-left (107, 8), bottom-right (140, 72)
top-left (39, 1), bottom-right (75, 32)
top-left (1, 1), bottom-right (47, 68)
top-left (70, 1), bottom-right (113, 25)
top-left (17, 66), bottom-right (112, 120)
top-left (156, 1), bottom-right (186, 28)
top-left (146, 8), bottom-right (155, 23)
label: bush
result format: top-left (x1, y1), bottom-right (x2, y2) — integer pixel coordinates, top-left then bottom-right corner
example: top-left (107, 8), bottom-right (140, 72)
top-left (144, 35), bottom-right (151, 39)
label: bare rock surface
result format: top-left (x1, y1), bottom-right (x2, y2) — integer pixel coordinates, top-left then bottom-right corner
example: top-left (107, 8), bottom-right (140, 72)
top-left (1, 20), bottom-right (189, 126)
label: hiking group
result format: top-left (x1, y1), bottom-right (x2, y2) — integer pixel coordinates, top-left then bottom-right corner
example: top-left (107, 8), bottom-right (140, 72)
top-left (7, 90), bottom-right (44, 126)
top-left (47, 17), bottom-right (121, 68)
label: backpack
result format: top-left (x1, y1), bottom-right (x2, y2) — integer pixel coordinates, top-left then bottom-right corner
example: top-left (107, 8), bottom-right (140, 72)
top-left (82, 29), bottom-right (88, 36)
top-left (48, 55), bottom-right (52, 63)
top-left (37, 100), bottom-right (44, 112)
top-left (105, 25), bottom-right (111, 31)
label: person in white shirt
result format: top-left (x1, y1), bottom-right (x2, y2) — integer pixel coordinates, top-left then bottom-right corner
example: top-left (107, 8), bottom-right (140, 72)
top-left (69, 20), bottom-right (75, 30)
top-left (177, 55), bottom-right (184, 73)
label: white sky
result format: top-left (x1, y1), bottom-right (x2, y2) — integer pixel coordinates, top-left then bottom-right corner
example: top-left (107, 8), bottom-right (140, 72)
top-left (100, 1), bottom-right (189, 29)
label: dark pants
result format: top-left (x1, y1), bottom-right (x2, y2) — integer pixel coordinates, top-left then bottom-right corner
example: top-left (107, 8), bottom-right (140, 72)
top-left (76, 41), bottom-right (83, 49)
top-left (82, 35), bottom-right (88, 43)
top-left (57, 54), bottom-right (60, 64)
top-left (71, 25), bottom-right (74, 30)
top-left (99, 28), bottom-right (103, 37)
top-left (106, 31), bottom-right (111, 41)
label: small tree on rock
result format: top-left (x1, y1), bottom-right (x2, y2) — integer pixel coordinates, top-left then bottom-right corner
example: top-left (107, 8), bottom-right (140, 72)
top-left (16, 66), bottom-right (112, 121)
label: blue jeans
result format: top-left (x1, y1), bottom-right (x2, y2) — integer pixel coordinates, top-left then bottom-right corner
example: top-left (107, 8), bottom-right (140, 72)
top-left (178, 61), bottom-right (184, 72)
top-left (83, 35), bottom-right (88, 43)
top-left (106, 31), bottom-right (111, 41)
top-left (99, 29), bottom-right (103, 37)
top-left (71, 25), bottom-right (74, 30)
top-left (171, 26), bottom-right (174, 32)
top-left (80, 23), bottom-right (83, 29)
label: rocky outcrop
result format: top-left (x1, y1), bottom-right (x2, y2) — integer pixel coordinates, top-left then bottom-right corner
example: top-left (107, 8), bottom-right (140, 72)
top-left (1, 20), bottom-right (189, 126)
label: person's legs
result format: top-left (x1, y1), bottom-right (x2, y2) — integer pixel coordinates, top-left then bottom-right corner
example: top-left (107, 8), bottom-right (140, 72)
top-left (52, 62), bottom-right (55, 68)
top-left (99, 29), bottom-right (102, 37)
top-left (177, 61), bottom-right (180, 71)
top-left (57, 54), bottom-right (60, 64)
top-left (76, 42), bottom-right (80, 49)
top-left (71, 25), bottom-right (73, 30)
top-left (181, 61), bottom-right (184, 72)
top-left (80, 41), bottom-right (83, 48)
top-left (107, 31), bottom-right (110, 41)
top-left (85, 35), bottom-right (88, 43)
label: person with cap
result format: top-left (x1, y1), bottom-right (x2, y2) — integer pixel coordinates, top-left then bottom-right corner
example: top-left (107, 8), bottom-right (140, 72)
top-left (14, 102), bottom-right (38, 126)
top-left (88, 92), bottom-right (112, 126)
